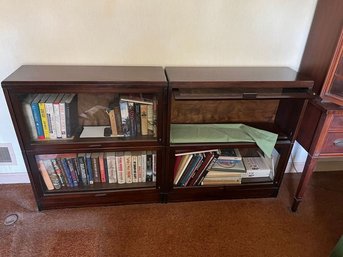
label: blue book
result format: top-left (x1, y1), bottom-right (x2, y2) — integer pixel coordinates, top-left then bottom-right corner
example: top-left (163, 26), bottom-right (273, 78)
top-left (31, 94), bottom-right (44, 139)
top-left (85, 153), bottom-right (94, 184)
top-left (61, 158), bottom-right (74, 187)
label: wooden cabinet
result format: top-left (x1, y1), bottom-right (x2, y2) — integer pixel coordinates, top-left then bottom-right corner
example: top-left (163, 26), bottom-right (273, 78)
top-left (2, 65), bottom-right (314, 210)
top-left (164, 67), bottom-right (314, 203)
top-left (2, 65), bottom-right (167, 210)
top-left (292, 0), bottom-right (343, 212)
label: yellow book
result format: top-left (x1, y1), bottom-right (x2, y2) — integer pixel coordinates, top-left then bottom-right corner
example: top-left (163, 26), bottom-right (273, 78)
top-left (39, 94), bottom-right (50, 139)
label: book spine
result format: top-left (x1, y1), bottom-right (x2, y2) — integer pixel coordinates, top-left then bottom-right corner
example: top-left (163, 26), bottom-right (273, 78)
top-left (115, 153), bottom-right (125, 184)
top-left (23, 98), bottom-right (38, 139)
top-left (107, 154), bottom-right (117, 183)
top-left (119, 101), bottom-right (130, 137)
top-left (45, 102), bottom-right (57, 139)
top-left (147, 104), bottom-right (154, 136)
top-left (146, 151), bottom-right (153, 182)
top-left (78, 156), bottom-right (88, 185)
top-left (51, 159), bottom-right (66, 187)
top-left (137, 154), bottom-right (143, 182)
top-left (66, 158), bottom-right (78, 187)
top-left (65, 101), bottom-right (71, 138)
top-left (61, 158), bottom-right (74, 187)
top-left (114, 106), bottom-right (123, 135)
top-left (128, 102), bottom-right (136, 137)
top-left (37, 160), bottom-right (54, 190)
top-left (104, 154), bottom-right (109, 183)
top-left (39, 102), bottom-right (50, 139)
top-left (152, 98), bottom-right (157, 137)
top-left (85, 154), bottom-right (94, 184)
top-left (152, 152), bottom-right (157, 182)
top-left (59, 102), bottom-right (67, 139)
top-left (131, 154), bottom-right (138, 183)
top-left (31, 102), bottom-right (45, 139)
top-left (43, 159), bottom-right (61, 189)
top-left (140, 105), bottom-right (148, 136)
top-left (141, 152), bottom-right (147, 182)
top-left (92, 156), bottom-right (100, 183)
top-left (135, 104), bottom-right (141, 136)
top-left (124, 152), bottom-right (132, 183)
top-left (108, 109), bottom-right (118, 135)
top-left (98, 153), bottom-right (106, 183)
top-left (53, 102), bottom-right (62, 138)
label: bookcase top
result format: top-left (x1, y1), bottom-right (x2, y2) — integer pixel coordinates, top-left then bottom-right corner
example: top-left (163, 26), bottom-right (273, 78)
top-left (165, 67), bottom-right (313, 88)
top-left (3, 65), bottom-right (167, 84)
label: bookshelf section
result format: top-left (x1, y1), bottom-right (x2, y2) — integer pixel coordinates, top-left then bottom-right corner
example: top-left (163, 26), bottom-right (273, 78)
top-left (165, 66), bottom-right (313, 202)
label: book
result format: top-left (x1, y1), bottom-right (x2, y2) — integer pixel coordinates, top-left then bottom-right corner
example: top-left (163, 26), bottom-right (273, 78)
top-left (98, 152), bottom-right (106, 183)
top-left (173, 154), bottom-right (193, 185)
top-left (22, 94), bottom-right (38, 140)
top-left (119, 101), bottom-right (130, 136)
top-left (60, 158), bottom-right (74, 187)
top-left (124, 152), bottom-right (132, 183)
top-left (51, 158), bottom-right (66, 187)
top-left (53, 94), bottom-right (64, 138)
top-left (106, 152), bottom-right (117, 183)
top-left (42, 159), bottom-right (61, 189)
top-left (147, 104), bottom-right (154, 136)
top-left (128, 102), bottom-right (136, 137)
top-left (141, 151), bottom-right (147, 183)
top-left (91, 153), bottom-right (100, 183)
top-left (65, 94), bottom-right (78, 138)
top-left (140, 104), bottom-right (148, 136)
top-left (137, 153), bottom-right (143, 182)
top-left (131, 152), bottom-right (139, 183)
top-left (242, 151), bottom-right (272, 178)
top-left (188, 152), bottom-right (216, 186)
top-left (115, 152), bottom-right (125, 184)
top-left (201, 177), bottom-right (241, 185)
top-left (66, 158), bottom-right (79, 187)
top-left (146, 151), bottom-right (153, 182)
top-left (175, 149), bottom-right (219, 157)
top-left (59, 94), bottom-right (68, 139)
top-left (85, 153), bottom-right (94, 184)
top-left (177, 154), bottom-right (203, 187)
top-left (152, 98), bottom-right (157, 137)
top-left (45, 94), bottom-right (58, 139)
top-left (218, 148), bottom-right (242, 160)
top-left (209, 159), bottom-right (246, 173)
top-left (103, 153), bottom-right (109, 183)
top-left (77, 153), bottom-right (89, 185)
top-left (31, 94), bottom-right (45, 139)
top-left (38, 94), bottom-right (50, 139)
top-left (135, 104), bottom-right (141, 136)
top-left (152, 152), bottom-right (157, 182)
top-left (37, 160), bottom-right (54, 190)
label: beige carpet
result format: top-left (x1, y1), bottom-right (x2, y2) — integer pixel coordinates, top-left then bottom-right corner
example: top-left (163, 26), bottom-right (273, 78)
top-left (1, 172), bottom-right (342, 257)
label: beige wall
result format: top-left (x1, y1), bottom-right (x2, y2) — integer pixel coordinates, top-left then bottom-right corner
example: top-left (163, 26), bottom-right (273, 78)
top-left (0, 0), bottom-right (317, 175)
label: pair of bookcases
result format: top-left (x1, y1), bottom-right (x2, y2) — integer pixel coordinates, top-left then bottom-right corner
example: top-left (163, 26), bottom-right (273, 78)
top-left (2, 65), bottom-right (314, 210)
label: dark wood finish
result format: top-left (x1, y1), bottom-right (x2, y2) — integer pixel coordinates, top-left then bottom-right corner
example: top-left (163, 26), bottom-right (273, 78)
top-left (298, 0), bottom-right (343, 95)
top-left (2, 65), bottom-right (167, 210)
top-left (293, 0), bottom-right (343, 212)
top-left (165, 66), bottom-right (313, 203)
top-left (320, 29), bottom-right (343, 106)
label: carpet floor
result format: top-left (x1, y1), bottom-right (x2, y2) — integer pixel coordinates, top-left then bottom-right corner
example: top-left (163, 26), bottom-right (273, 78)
top-left (0, 172), bottom-right (342, 257)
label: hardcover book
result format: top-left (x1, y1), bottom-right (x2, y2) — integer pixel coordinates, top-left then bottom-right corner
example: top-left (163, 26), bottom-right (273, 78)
top-left (22, 94), bottom-right (38, 140)
top-left (115, 152), bottom-right (125, 184)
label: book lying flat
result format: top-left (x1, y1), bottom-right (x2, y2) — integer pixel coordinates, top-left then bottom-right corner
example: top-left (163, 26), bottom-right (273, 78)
top-left (80, 126), bottom-right (124, 138)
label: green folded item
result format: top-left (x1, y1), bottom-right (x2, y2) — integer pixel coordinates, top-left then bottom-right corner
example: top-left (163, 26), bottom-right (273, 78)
top-left (170, 123), bottom-right (278, 158)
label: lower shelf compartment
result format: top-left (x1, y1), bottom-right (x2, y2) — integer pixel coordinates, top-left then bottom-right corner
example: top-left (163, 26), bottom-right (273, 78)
top-left (166, 185), bottom-right (279, 203)
top-left (38, 187), bottom-right (161, 210)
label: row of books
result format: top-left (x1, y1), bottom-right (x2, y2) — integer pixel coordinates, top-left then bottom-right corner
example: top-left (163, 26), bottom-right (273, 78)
top-left (23, 93), bottom-right (78, 140)
top-left (106, 95), bottom-right (157, 138)
top-left (173, 148), bottom-right (279, 186)
top-left (37, 151), bottom-right (157, 191)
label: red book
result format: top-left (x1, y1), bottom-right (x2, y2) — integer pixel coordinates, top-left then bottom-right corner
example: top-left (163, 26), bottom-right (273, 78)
top-left (173, 155), bottom-right (182, 179)
top-left (98, 152), bottom-right (106, 183)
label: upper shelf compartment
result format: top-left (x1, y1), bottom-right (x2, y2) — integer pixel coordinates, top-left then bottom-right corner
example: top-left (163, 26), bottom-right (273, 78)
top-left (166, 67), bottom-right (314, 100)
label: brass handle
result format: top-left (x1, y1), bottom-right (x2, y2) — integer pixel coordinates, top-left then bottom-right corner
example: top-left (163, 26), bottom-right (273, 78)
top-left (333, 139), bottom-right (343, 147)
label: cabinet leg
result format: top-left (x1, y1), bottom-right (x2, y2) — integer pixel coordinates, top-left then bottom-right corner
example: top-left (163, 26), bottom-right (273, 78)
top-left (291, 155), bottom-right (317, 212)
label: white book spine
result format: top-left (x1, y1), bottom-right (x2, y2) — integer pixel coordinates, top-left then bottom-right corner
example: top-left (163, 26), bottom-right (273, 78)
top-left (124, 152), bottom-right (132, 183)
top-left (45, 103), bottom-right (57, 139)
top-left (115, 153), bottom-right (125, 184)
top-left (23, 99), bottom-right (38, 139)
top-left (107, 155), bottom-right (117, 183)
top-left (131, 154), bottom-right (138, 183)
top-left (141, 151), bottom-right (147, 183)
top-left (59, 102), bottom-right (67, 139)
top-left (53, 103), bottom-right (62, 138)
top-left (137, 154), bottom-right (143, 183)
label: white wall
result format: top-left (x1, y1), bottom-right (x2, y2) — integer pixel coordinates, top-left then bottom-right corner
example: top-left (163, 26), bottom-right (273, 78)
top-left (0, 0), bottom-right (317, 181)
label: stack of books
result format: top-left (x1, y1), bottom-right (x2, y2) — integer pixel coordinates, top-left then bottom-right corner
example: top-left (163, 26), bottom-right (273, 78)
top-left (22, 94), bottom-right (78, 140)
top-left (37, 151), bottom-right (157, 191)
top-left (104, 94), bottom-right (157, 138)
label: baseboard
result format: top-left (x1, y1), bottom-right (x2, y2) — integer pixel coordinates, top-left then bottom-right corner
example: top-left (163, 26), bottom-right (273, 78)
top-left (0, 172), bottom-right (30, 184)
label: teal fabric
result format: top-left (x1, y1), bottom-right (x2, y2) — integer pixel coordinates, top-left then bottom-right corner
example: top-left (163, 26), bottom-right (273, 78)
top-left (170, 123), bottom-right (278, 158)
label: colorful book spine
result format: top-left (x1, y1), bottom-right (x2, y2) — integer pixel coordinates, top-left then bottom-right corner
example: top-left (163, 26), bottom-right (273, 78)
top-left (152, 152), bottom-right (157, 182)
top-left (98, 152), bottom-right (106, 183)
top-left (91, 153), bottom-right (100, 183)
top-left (43, 159), bottom-right (61, 189)
top-left (135, 104), bottom-right (141, 136)
top-left (37, 160), bottom-right (54, 190)
top-left (51, 158), bottom-right (66, 187)
top-left (22, 94), bottom-right (38, 140)
top-left (131, 153), bottom-right (138, 183)
top-left (39, 94), bottom-right (50, 139)
top-left (146, 151), bottom-right (153, 182)
top-left (60, 158), bottom-right (74, 187)
top-left (140, 105), bottom-right (148, 136)
top-left (115, 152), bottom-right (125, 184)
top-left (137, 154), bottom-right (143, 182)
top-left (85, 153), bottom-right (94, 184)
top-left (147, 104), bottom-right (154, 136)
top-left (45, 94), bottom-right (58, 139)
top-left (66, 158), bottom-right (78, 187)
top-left (119, 101), bottom-right (130, 137)
top-left (124, 152), bottom-right (132, 183)
top-left (31, 94), bottom-right (45, 139)
top-left (128, 102), bottom-right (136, 137)
top-left (77, 154), bottom-right (88, 185)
